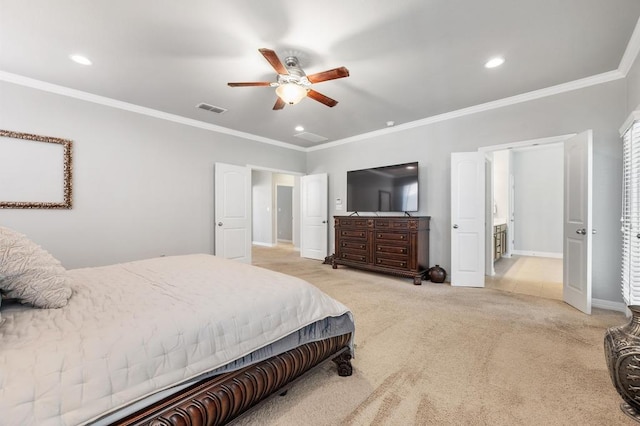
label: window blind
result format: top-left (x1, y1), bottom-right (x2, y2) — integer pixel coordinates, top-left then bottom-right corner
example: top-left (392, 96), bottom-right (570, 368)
top-left (622, 119), bottom-right (640, 305)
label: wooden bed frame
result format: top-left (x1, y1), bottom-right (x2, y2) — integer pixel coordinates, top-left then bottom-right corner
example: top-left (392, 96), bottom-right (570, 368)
top-left (114, 333), bottom-right (353, 425)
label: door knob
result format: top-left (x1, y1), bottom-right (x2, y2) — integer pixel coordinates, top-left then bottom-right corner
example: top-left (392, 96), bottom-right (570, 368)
top-left (576, 228), bottom-right (586, 235)
top-left (453, 224), bottom-right (459, 229)
top-left (322, 220), bottom-right (327, 224)
top-left (217, 222), bottom-right (223, 226)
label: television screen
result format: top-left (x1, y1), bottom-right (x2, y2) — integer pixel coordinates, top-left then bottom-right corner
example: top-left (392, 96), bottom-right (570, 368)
top-left (347, 162), bottom-right (419, 212)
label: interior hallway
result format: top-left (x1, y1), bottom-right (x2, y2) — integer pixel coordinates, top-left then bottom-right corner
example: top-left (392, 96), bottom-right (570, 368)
top-left (485, 255), bottom-right (563, 301)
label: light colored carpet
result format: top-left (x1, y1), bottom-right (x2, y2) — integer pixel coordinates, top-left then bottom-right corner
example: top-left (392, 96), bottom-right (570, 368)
top-left (232, 245), bottom-right (633, 425)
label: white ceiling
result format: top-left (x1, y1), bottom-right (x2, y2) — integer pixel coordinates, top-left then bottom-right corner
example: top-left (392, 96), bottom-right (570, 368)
top-left (1, 1), bottom-right (640, 149)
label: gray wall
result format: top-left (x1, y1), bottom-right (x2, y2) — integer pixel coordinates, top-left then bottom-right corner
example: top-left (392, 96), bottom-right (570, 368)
top-left (273, 173), bottom-right (295, 244)
top-left (251, 170), bottom-right (273, 246)
top-left (492, 150), bottom-right (510, 223)
top-left (627, 54), bottom-right (640, 114)
top-left (0, 81), bottom-right (306, 268)
top-left (307, 79), bottom-right (626, 303)
top-left (512, 145), bottom-right (563, 255)
top-left (276, 186), bottom-right (293, 241)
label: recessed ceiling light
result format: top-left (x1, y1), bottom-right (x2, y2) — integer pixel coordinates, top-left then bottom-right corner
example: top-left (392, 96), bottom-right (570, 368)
top-left (485, 57), bottom-right (504, 69)
top-left (295, 125), bottom-right (304, 132)
top-left (70, 54), bottom-right (92, 66)
top-left (386, 121), bottom-right (395, 127)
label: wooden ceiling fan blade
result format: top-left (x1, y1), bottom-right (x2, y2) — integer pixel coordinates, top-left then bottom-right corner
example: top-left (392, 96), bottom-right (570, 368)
top-left (307, 89), bottom-right (338, 107)
top-left (273, 97), bottom-right (286, 110)
top-left (307, 67), bottom-right (350, 84)
top-left (258, 48), bottom-right (288, 75)
top-left (227, 82), bottom-right (272, 87)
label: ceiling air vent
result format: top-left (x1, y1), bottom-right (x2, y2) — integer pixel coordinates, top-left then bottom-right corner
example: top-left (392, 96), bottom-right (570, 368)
top-left (294, 132), bottom-right (328, 143)
top-left (196, 103), bottom-right (228, 114)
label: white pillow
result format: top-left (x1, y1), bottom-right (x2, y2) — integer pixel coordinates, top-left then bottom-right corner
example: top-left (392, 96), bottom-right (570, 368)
top-left (0, 227), bottom-right (72, 308)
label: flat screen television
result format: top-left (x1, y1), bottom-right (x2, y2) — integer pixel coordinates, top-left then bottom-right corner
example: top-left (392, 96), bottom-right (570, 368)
top-left (347, 162), bottom-right (419, 213)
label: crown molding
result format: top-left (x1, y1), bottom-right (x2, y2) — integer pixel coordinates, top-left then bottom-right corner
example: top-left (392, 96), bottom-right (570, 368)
top-left (0, 70), bottom-right (306, 152)
top-left (308, 70), bottom-right (624, 152)
top-left (619, 16), bottom-right (640, 76)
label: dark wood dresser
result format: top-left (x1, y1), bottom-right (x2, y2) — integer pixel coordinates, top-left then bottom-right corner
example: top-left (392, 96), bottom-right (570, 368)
top-left (332, 216), bottom-right (430, 285)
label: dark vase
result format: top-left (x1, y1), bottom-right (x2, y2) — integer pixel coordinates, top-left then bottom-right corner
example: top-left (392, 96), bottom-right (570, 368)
top-left (427, 265), bottom-right (446, 283)
top-left (604, 305), bottom-right (640, 421)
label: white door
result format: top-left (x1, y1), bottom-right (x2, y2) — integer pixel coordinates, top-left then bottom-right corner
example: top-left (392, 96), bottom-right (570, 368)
top-left (214, 163), bottom-right (251, 263)
top-left (563, 131), bottom-right (593, 314)
top-left (451, 152), bottom-right (486, 287)
top-left (301, 173), bottom-right (328, 260)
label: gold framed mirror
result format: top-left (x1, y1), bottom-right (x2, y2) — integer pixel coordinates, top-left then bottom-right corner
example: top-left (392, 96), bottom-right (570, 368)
top-left (0, 130), bottom-right (73, 209)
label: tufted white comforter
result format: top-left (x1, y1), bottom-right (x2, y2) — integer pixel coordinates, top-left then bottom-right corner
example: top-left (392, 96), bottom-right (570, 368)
top-left (0, 254), bottom-right (352, 426)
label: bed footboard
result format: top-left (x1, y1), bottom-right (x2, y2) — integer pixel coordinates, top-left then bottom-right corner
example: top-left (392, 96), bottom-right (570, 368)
top-left (115, 333), bottom-right (352, 426)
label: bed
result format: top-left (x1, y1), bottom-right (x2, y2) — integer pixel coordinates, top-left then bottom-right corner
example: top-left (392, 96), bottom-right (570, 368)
top-left (0, 227), bottom-right (354, 425)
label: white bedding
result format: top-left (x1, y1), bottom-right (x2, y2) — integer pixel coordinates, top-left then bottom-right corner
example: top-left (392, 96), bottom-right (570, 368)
top-left (0, 254), bottom-right (352, 426)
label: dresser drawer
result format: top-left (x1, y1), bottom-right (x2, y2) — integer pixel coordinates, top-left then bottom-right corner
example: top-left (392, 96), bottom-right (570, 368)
top-left (376, 219), bottom-right (419, 230)
top-left (340, 252), bottom-right (368, 264)
top-left (335, 218), bottom-right (372, 228)
top-left (375, 231), bottom-right (409, 243)
top-left (341, 240), bottom-right (367, 251)
top-left (376, 244), bottom-right (408, 255)
top-left (375, 255), bottom-right (409, 270)
top-left (340, 229), bottom-right (367, 239)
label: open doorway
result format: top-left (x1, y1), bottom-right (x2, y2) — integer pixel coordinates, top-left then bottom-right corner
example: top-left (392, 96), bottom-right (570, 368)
top-left (485, 144), bottom-right (564, 300)
top-left (460, 130), bottom-right (597, 309)
top-left (249, 167), bottom-right (330, 262)
top-left (251, 169), bottom-right (300, 249)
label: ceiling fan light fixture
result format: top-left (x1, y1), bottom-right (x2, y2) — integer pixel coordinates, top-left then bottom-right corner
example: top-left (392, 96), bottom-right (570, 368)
top-left (275, 83), bottom-right (307, 105)
top-left (227, 49), bottom-right (347, 109)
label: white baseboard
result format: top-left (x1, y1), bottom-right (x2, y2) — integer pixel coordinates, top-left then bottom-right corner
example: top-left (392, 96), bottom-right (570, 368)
top-left (252, 241), bottom-right (275, 247)
top-left (592, 298), bottom-right (627, 313)
top-left (511, 250), bottom-right (563, 259)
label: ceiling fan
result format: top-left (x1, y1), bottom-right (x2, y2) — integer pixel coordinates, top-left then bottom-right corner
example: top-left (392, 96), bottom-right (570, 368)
top-left (228, 48), bottom-right (349, 110)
